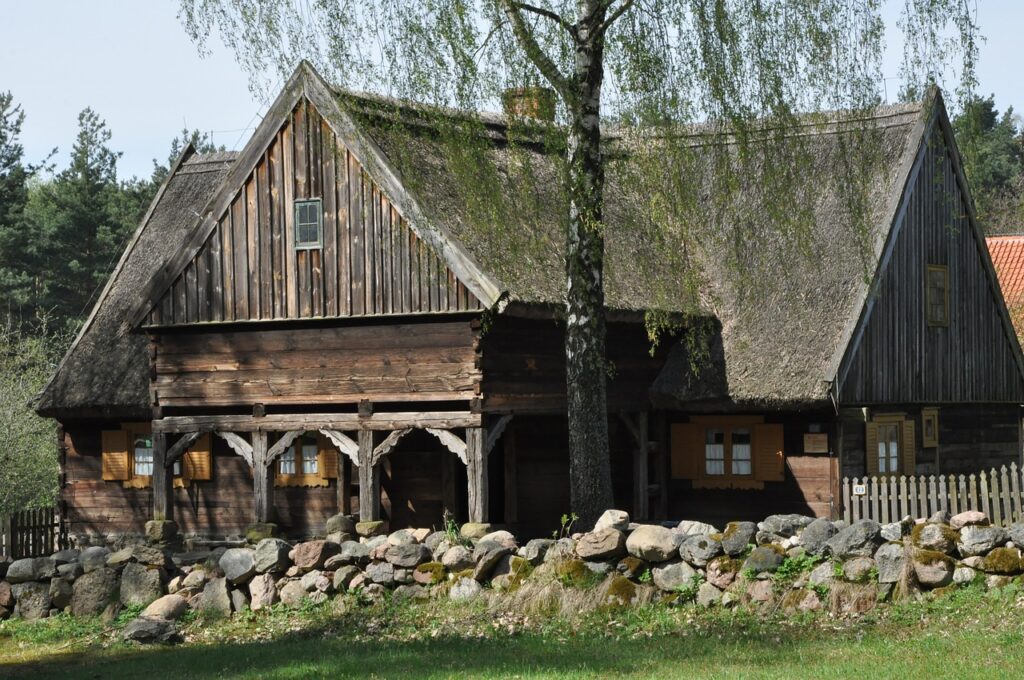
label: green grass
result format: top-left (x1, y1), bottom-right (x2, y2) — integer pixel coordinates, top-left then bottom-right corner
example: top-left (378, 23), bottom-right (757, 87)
top-left (2, 584), bottom-right (1023, 679)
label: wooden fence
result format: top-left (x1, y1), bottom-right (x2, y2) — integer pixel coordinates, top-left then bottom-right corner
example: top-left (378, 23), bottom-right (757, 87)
top-left (0, 506), bottom-right (67, 559)
top-left (842, 464), bottom-right (1024, 526)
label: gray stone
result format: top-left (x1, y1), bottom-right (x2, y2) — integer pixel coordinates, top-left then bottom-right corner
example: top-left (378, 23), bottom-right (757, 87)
top-left (652, 561), bottom-right (698, 592)
top-left (108, 544), bottom-right (169, 569)
top-left (720, 522), bottom-right (757, 556)
top-left (195, 577), bottom-right (232, 616)
top-left (842, 556), bottom-right (876, 582)
top-left (424, 531), bottom-right (448, 552)
top-left (808, 561), bottom-right (835, 586)
top-left (182, 569), bottom-right (207, 590)
top-left (696, 581), bottom-right (722, 608)
top-left (355, 520), bottom-right (387, 538)
top-left (519, 538), bottom-right (555, 565)
top-left (441, 545), bottom-right (475, 572)
top-left (254, 539), bottom-right (291, 574)
top-left (143, 594), bottom-right (189, 620)
top-left (145, 520), bottom-right (179, 545)
top-left (583, 561), bottom-right (614, 576)
top-left (480, 530), bottom-right (517, 549)
top-left (676, 520), bottom-right (719, 536)
top-left (626, 525), bottom-right (678, 563)
top-left (800, 518), bottom-right (838, 556)
top-left (326, 513), bottom-right (356, 536)
top-left (1008, 523), bottom-right (1024, 548)
top-left (57, 562), bottom-right (83, 581)
top-left (953, 566), bottom-right (978, 585)
top-left (449, 576), bottom-right (482, 601)
top-left (958, 525), bottom-right (1008, 557)
top-left (928, 510), bottom-right (951, 524)
top-left (914, 523), bottom-right (958, 554)
top-left (300, 569), bottom-right (332, 594)
top-left (594, 509), bottom-right (630, 532)
top-left (874, 543), bottom-right (906, 584)
top-left (12, 582), bottom-right (51, 620)
top-left (245, 523), bottom-right (279, 543)
top-left (986, 574), bottom-right (1013, 589)
top-left (394, 584), bottom-right (429, 601)
top-left (678, 534), bottom-right (722, 567)
top-left (575, 529), bottom-right (627, 561)
top-left (472, 541), bottom-right (511, 581)
top-left (543, 538), bottom-right (576, 564)
top-left (49, 577), bottom-right (73, 610)
top-left (123, 616), bottom-right (179, 644)
top-left (385, 543), bottom-right (431, 568)
top-left (229, 589), bottom-right (249, 613)
top-left (758, 514), bottom-right (814, 538)
top-left (747, 579), bottom-right (775, 603)
top-left (120, 563), bottom-right (165, 607)
top-left (52, 549), bottom-right (80, 565)
top-left (220, 548), bottom-right (257, 585)
top-left (387, 529), bottom-right (417, 546)
top-left (333, 565), bottom-right (362, 592)
top-left (880, 518), bottom-right (914, 543)
top-left (71, 567), bottom-right (119, 616)
top-left (950, 510), bottom-right (989, 529)
top-left (249, 573), bottom-right (278, 611)
top-left (913, 551), bottom-right (954, 588)
top-left (460, 522), bottom-right (492, 540)
top-left (7, 557), bottom-right (56, 584)
top-left (366, 561), bottom-right (396, 586)
top-left (336, 540), bottom-right (371, 566)
top-left (80, 546), bottom-right (111, 573)
top-left (743, 546), bottom-right (784, 573)
top-left (825, 520), bottom-right (882, 559)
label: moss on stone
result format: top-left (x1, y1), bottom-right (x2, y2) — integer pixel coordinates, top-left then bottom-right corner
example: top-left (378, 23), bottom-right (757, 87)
top-left (414, 562), bottom-right (445, 585)
top-left (722, 522), bottom-right (742, 540)
top-left (555, 559), bottom-right (601, 589)
top-left (982, 547), bottom-right (1023, 575)
top-left (603, 575), bottom-right (637, 607)
top-left (618, 556), bottom-right (646, 578)
top-left (911, 523), bottom-right (959, 548)
top-left (914, 549), bottom-right (954, 567)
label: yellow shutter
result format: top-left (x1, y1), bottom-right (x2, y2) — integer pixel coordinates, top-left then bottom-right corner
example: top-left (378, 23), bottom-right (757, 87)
top-left (101, 430), bottom-right (130, 481)
top-left (753, 423), bottom-right (785, 482)
top-left (184, 434), bottom-right (213, 481)
top-left (901, 418), bottom-right (916, 476)
top-left (319, 435), bottom-right (339, 480)
top-left (670, 423), bottom-right (702, 480)
top-left (865, 421), bottom-right (880, 477)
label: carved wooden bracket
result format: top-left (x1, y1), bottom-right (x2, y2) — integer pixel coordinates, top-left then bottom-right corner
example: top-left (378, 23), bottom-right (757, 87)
top-left (371, 428), bottom-right (412, 466)
top-left (319, 429), bottom-right (360, 467)
top-left (484, 415), bottom-right (513, 455)
top-left (267, 430), bottom-right (304, 465)
top-left (165, 431), bottom-right (202, 467)
top-left (426, 428), bottom-right (468, 465)
top-left (216, 431), bottom-right (254, 468)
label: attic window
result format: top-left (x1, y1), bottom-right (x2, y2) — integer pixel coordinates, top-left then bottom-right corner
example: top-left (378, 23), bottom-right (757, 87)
top-left (294, 199), bottom-right (323, 249)
top-left (926, 264), bottom-right (949, 326)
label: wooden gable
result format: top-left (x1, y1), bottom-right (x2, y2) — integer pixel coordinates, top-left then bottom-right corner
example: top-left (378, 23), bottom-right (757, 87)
top-left (146, 98), bottom-right (482, 326)
top-left (837, 109), bottom-right (1024, 405)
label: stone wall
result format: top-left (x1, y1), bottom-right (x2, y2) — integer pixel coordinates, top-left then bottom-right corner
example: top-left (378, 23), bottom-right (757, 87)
top-left (2, 509), bottom-right (1023, 643)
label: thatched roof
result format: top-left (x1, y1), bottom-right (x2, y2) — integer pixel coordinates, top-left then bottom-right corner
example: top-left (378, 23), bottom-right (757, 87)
top-left (34, 149), bottom-right (236, 418)
top-left (342, 89), bottom-right (926, 406)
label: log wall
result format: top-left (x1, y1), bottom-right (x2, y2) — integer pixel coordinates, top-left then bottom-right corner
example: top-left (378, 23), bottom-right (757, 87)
top-left (147, 97), bottom-right (481, 327)
top-left (152, 319), bottom-right (480, 408)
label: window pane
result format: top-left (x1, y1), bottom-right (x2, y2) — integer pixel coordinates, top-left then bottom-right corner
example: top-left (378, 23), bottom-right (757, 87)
top-left (705, 429), bottom-right (725, 475)
top-left (279, 448), bottom-right (296, 475)
top-left (301, 444), bottom-right (319, 474)
top-left (134, 438), bottom-right (153, 477)
top-left (173, 460), bottom-right (181, 476)
top-left (732, 428), bottom-right (752, 475)
top-left (295, 200), bottom-right (321, 246)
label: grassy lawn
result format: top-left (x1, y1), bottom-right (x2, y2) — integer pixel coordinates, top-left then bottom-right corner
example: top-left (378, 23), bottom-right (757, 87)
top-left (2, 584), bottom-right (1023, 679)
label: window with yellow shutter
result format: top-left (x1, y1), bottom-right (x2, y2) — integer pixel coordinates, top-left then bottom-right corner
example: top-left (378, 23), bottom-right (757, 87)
top-left (670, 417), bottom-right (785, 489)
top-left (103, 423), bottom-right (195, 489)
top-left (865, 414), bottom-right (916, 477)
top-left (275, 433), bottom-right (330, 487)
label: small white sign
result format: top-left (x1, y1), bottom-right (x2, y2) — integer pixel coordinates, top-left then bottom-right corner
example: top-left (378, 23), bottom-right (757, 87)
top-left (853, 484), bottom-right (867, 496)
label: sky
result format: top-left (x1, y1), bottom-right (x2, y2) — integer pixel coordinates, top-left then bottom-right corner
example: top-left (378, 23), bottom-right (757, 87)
top-left (2, 0), bottom-right (1023, 181)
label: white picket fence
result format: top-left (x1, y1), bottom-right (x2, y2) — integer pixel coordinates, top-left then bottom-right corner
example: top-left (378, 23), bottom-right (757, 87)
top-left (842, 463), bottom-right (1024, 527)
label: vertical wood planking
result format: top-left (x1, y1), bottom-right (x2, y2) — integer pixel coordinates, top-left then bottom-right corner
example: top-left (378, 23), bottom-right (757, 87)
top-left (323, 125), bottom-right (338, 317)
top-left (258, 155), bottom-right (272, 319)
top-left (270, 132), bottom-right (285, 318)
top-left (231, 194), bottom-right (248, 318)
top-left (210, 222), bottom-right (223, 321)
top-left (350, 155), bottom-right (364, 315)
top-left (246, 177), bottom-right (259, 317)
top-left (283, 117), bottom-right (297, 317)
top-left (337, 145), bottom-right (351, 316)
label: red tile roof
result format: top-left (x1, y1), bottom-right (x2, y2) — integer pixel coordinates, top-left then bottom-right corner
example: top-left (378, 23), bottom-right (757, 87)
top-left (987, 235), bottom-right (1024, 341)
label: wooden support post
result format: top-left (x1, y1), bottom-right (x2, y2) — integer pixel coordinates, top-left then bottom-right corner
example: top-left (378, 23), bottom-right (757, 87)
top-left (466, 427), bottom-right (487, 523)
top-left (252, 431), bottom-right (273, 524)
top-left (632, 413), bottom-right (650, 521)
top-left (152, 432), bottom-right (173, 522)
top-left (503, 423), bottom-right (518, 526)
top-left (358, 430), bottom-right (379, 521)
top-left (338, 455), bottom-right (351, 515)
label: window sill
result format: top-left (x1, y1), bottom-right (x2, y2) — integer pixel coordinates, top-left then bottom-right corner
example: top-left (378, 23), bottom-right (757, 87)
top-left (693, 478), bottom-right (765, 490)
top-left (275, 474), bottom-right (328, 488)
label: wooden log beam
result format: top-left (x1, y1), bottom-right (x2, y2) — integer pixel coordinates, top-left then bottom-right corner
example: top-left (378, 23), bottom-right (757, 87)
top-left (466, 427), bottom-right (487, 523)
top-left (154, 411), bottom-right (481, 434)
top-left (252, 431), bottom-right (274, 524)
top-left (357, 430), bottom-right (379, 521)
top-left (152, 433), bottom-right (173, 522)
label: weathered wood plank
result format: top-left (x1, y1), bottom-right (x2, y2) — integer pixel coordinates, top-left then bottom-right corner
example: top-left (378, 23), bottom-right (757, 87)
top-left (155, 411), bottom-right (482, 434)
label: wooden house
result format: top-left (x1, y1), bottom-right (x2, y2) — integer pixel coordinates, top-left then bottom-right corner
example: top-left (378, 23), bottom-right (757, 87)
top-left (34, 63), bottom-right (1024, 543)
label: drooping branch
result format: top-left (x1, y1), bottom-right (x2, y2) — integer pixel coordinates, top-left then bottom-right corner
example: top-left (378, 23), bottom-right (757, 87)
top-left (512, 2), bottom-right (574, 32)
top-left (598, 0), bottom-right (635, 35)
top-left (498, 0), bottom-right (572, 101)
